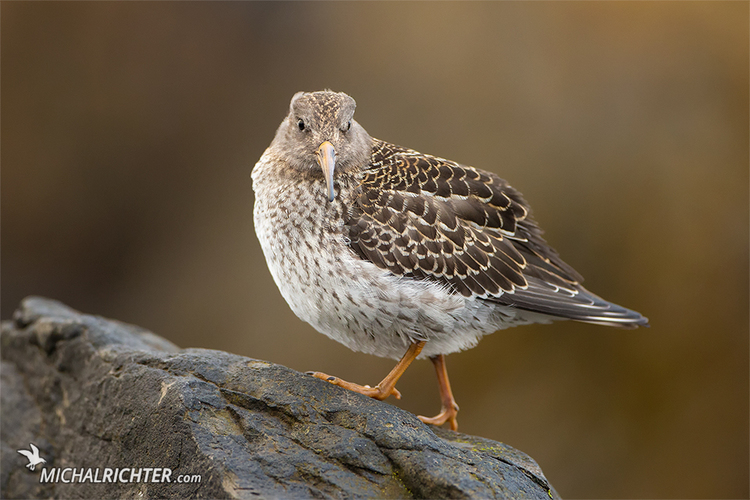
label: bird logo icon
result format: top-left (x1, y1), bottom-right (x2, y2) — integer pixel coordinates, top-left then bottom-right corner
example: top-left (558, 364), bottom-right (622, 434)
top-left (17, 444), bottom-right (46, 471)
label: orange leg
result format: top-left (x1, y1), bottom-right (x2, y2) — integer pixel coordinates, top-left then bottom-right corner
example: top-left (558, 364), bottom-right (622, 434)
top-left (418, 354), bottom-right (459, 431)
top-left (310, 341), bottom-right (425, 401)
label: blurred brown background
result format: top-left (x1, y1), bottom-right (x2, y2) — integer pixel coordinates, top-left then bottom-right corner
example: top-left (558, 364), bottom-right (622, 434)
top-left (2, 3), bottom-right (747, 498)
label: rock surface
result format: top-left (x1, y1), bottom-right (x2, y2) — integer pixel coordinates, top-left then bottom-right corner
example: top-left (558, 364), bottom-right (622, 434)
top-left (1, 297), bottom-right (559, 499)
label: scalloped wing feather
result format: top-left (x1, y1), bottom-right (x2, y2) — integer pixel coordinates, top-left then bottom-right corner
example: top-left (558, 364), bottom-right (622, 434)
top-left (345, 140), bottom-right (648, 328)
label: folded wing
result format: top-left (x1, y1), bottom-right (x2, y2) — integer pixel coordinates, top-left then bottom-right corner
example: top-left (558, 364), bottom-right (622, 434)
top-left (345, 140), bottom-right (648, 328)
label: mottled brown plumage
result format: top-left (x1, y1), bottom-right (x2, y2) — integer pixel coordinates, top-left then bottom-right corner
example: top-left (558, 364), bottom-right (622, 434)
top-left (347, 139), bottom-right (646, 327)
top-left (252, 90), bottom-right (648, 430)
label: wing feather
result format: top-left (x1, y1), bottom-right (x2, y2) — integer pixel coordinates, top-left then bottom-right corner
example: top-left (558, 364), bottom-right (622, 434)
top-left (345, 140), bottom-right (648, 327)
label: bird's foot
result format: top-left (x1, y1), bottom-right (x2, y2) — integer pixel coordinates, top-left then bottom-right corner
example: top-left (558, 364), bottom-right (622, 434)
top-left (308, 371), bottom-right (402, 400)
top-left (418, 401), bottom-right (459, 431)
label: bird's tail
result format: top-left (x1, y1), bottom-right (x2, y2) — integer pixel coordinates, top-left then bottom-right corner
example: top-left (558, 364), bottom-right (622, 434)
top-left (494, 278), bottom-right (649, 328)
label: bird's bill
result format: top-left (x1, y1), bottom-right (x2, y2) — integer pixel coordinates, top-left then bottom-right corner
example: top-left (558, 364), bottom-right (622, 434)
top-left (316, 141), bottom-right (336, 202)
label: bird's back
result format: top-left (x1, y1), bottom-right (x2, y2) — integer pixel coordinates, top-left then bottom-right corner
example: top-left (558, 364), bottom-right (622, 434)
top-left (345, 139), bottom-right (648, 328)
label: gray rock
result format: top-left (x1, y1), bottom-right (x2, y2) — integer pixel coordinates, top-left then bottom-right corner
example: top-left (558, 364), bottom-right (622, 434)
top-left (1, 297), bottom-right (559, 499)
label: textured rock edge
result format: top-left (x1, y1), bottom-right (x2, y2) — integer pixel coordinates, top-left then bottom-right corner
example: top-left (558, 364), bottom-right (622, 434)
top-left (1, 296), bottom-right (559, 499)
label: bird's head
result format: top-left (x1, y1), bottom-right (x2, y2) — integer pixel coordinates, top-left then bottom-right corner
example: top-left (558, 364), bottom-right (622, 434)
top-left (271, 90), bottom-right (372, 202)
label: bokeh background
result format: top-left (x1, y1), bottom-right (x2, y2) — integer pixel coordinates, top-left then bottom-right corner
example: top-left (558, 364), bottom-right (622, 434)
top-left (2, 3), bottom-right (747, 498)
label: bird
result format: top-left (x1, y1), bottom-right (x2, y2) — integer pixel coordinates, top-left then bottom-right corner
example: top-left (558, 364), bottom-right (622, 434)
top-left (18, 443), bottom-right (46, 471)
top-left (252, 90), bottom-right (648, 431)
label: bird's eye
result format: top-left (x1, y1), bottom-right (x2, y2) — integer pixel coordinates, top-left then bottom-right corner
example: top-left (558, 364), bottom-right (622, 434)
top-left (297, 119), bottom-right (305, 131)
top-left (343, 121), bottom-right (351, 132)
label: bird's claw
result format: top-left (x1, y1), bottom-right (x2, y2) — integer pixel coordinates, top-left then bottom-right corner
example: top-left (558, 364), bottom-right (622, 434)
top-left (308, 371), bottom-right (401, 400)
top-left (418, 402), bottom-right (459, 431)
